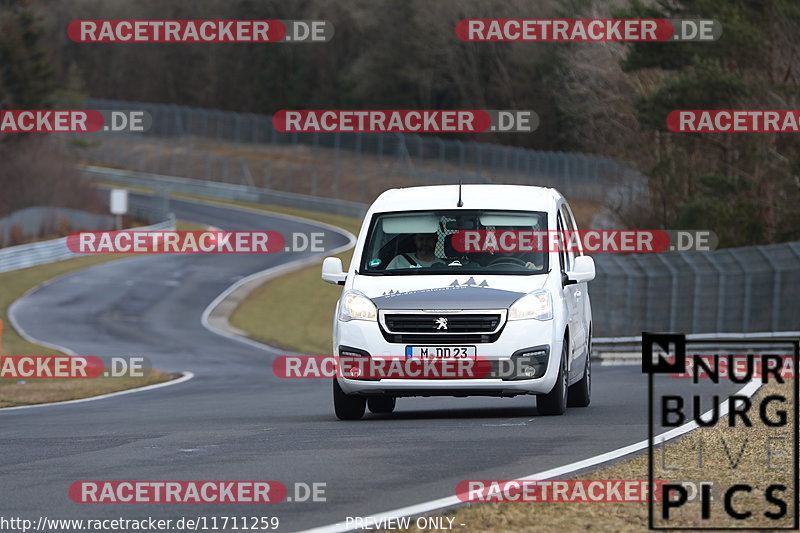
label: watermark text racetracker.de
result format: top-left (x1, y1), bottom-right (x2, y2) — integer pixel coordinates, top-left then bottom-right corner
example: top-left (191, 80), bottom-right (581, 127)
top-left (273, 110), bottom-right (537, 133)
top-left (457, 479), bottom-right (665, 503)
top-left (67, 231), bottom-right (329, 254)
top-left (455, 19), bottom-right (721, 42)
top-left (0, 356), bottom-right (150, 379)
top-left (0, 110), bottom-right (151, 133)
top-left (450, 229), bottom-right (717, 253)
top-left (67, 19), bottom-right (334, 43)
top-left (275, 354), bottom-right (558, 380)
top-left (668, 110), bottom-right (800, 133)
top-left (69, 480), bottom-right (326, 503)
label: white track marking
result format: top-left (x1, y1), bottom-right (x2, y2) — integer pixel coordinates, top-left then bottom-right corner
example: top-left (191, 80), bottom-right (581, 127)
top-left (195, 198), bottom-right (356, 351)
top-left (0, 372), bottom-right (194, 413)
top-left (296, 380), bottom-right (761, 533)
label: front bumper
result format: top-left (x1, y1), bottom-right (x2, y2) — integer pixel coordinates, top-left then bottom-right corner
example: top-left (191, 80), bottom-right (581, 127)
top-left (334, 317), bottom-right (562, 397)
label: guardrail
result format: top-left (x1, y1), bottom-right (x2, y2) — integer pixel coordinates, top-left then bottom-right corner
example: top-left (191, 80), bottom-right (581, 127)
top-left (592, 241), bottom-right (800, 337)
top-left (80, 98), bottom-right (638, 204)
top-left (593, 332), bottom-right (800, 363)
top-left (83, 165), bottom-right (369, 218)
top-left (0, 216), bottom-right (175, 274)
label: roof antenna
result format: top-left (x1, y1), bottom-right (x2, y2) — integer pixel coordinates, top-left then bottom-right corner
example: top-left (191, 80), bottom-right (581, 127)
top-left (457, 180), bottom-right (464, 207)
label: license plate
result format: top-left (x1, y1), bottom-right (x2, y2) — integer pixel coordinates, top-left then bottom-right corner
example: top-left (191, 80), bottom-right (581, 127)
top-left (405, 346), bottom-right (476, 360)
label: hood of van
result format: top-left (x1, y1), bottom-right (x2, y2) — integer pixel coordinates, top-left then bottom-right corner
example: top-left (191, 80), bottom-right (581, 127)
top-left (352, 274), bottom-right (549, 310)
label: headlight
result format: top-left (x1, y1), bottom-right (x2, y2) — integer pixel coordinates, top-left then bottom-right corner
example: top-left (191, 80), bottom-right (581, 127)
top-left (508, 290), bottom-right (552, 321)
top-left (339, 290), bottom-right (377, 322)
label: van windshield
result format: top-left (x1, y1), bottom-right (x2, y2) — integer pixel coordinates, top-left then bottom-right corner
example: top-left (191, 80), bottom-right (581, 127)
top-left (360, 210), bottom-right (549, 275)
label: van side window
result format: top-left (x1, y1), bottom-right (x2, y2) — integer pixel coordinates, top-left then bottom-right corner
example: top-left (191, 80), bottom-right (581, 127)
top-left (559, 205), bottom-right (577, 269)
top-left (561, 203), bottom-right (582, 257)
top-left (556, 213), bottom-right (569, 273)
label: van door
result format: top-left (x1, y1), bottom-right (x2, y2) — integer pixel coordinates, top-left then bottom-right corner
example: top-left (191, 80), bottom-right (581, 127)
top-left (556, 210), bottom-right (581, 375)
top-left (560, 204), bottom-right (588, 377)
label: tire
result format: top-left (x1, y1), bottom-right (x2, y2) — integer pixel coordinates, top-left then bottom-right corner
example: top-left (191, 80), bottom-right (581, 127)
top-left (367, 396), bottom-right (396, 414)
top-left (333, 379), bottom-right (366, 420)
top-left (567, 338), bottom-right (591, 407)
top-left (537, 339), bottom-right (569, 416)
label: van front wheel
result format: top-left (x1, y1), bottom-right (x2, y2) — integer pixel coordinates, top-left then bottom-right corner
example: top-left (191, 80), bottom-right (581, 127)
top-left (536, 340), bottom-right (568, 416)
top-left (568, 335), bottom-right (591, 408)
top-left (333, 379), bottom-right (366, 420)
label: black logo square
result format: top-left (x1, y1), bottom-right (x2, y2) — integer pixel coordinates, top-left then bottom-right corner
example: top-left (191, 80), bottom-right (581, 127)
top-left (642, 332), bottom-right (686, 374)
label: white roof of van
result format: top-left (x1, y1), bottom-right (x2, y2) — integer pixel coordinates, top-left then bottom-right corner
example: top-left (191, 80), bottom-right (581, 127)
top-left (368, 184), bottom-right (561, 213)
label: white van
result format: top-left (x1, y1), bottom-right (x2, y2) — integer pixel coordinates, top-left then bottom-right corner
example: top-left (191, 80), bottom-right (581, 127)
top-left (321, 184), bottom-right (595, 419)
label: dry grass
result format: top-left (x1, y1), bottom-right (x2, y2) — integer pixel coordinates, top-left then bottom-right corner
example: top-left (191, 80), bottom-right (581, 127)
top-left (0, 369), bottom-right (176, 408)
top-left (78, 134), bottom-right (607, 219)
top-left (389, 380), bottom-right (796, 532)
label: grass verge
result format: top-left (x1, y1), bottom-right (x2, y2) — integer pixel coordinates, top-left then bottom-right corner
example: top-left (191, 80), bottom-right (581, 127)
top-left (389, 379), bottom-right (794, 532)
top-left (0, 221), bottom-right (203, 407)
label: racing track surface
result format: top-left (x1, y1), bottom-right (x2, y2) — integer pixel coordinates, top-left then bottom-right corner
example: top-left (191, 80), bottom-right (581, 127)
top-left (3, 195), bottom-right (738, 532)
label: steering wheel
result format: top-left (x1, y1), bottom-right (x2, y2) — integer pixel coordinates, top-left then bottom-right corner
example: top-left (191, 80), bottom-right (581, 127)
top-left (487, 255), bottom-right (528, 266)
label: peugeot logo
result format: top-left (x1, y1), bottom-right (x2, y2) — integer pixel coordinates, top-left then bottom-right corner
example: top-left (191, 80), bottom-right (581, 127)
top-left (435, 317), bottom-right (448, 330)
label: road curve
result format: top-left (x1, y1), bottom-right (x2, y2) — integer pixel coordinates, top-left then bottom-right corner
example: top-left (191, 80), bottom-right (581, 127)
top-left (3, 195), bottom-right (735, 532)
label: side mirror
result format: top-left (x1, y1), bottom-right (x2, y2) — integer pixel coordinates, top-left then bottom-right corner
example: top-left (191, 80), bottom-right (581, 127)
top-left (322, 257), bottom-right (347, 285)
top-left (565, 255), bottom-right (595, 284)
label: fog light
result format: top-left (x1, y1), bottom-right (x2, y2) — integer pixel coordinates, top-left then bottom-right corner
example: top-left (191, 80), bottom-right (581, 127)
top-left (338, 346), bottom-right (378, 381)
top-left (340, 349), bottom-right (368, 358)
top-left (504, 347), bottom-right (549, 380)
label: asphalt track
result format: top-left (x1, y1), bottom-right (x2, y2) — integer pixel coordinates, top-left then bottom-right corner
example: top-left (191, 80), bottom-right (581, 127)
top-left (2, 195), bottom-right (740, 532)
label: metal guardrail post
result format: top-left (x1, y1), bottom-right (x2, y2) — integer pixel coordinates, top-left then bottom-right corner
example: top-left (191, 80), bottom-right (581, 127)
top-left (628, 254), bottom-right (651, 329)
top-left (654, 253), bottom-right (680, 332)
top-left (755, 247), bottom-right (782, 332)
top-left (705, 254), bottom-right (727, 333)
top-left (681, 254), bottom-right (703, 334)
top-left (728, 249), bottom-right (752, 332)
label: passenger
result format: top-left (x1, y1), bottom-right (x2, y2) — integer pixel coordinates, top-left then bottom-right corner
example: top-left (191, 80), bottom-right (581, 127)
top-left (387, 233), bottom-right (443, 269)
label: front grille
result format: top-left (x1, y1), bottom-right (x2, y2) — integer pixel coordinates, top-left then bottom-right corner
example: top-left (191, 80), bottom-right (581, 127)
top-left (380, 332), bottom-right (502, 344)
top-left (383, 314), bottom-right (501, 333)
top-left (378, 310), bottom-right (507, 344)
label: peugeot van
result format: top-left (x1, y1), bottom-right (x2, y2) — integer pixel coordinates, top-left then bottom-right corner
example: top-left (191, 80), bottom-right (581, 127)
top-left (321, 185), bottom-right (595, 419)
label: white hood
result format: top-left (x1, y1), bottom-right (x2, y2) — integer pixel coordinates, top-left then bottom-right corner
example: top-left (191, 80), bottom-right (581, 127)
top-left (352, 273), bottom-right (549, 310)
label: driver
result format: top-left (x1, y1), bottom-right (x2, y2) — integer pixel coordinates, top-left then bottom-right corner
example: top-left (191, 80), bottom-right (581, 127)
top-left (387, 233), bottom-right (443, 269)
top-left (491, 250), bottom-right (543, 270)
